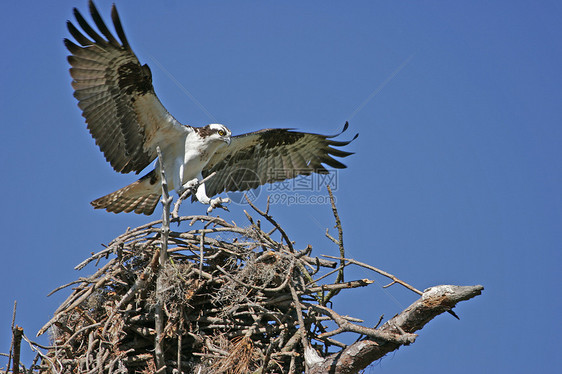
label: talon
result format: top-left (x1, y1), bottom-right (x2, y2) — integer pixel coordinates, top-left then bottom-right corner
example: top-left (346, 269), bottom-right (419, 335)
top-left (178, 178), bottom-right (199, 196)
top-left (206, 197), bottom-right (231, 214)
top-left (185, 178), bottom-right (199, 189)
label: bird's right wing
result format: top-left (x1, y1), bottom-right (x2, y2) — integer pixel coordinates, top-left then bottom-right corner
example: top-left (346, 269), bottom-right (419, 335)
top-left (65, 0), bottom-right (188, 174)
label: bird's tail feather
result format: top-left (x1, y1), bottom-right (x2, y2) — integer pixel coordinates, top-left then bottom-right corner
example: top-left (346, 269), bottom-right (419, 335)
top-left (91, 170), bottom-right (161, 215)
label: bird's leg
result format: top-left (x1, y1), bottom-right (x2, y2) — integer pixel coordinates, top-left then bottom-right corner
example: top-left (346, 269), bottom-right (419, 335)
top-left (172, 157), bottom-right (186, 193)
top-left (194, 179), bottom-right (230, 214)
top-left (172, 178), bottom-right (200, 223)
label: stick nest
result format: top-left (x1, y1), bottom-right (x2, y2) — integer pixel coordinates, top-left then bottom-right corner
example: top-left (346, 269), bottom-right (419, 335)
top-left (34, 196), bottom-right (397, 374)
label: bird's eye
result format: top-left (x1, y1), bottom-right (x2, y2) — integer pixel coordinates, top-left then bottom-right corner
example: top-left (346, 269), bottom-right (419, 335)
top-left (218, 130), bottom-right (226, 136)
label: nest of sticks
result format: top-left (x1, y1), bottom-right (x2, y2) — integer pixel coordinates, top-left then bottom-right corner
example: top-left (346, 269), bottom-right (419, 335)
top-left (31, 185), bottom-right (422, 374)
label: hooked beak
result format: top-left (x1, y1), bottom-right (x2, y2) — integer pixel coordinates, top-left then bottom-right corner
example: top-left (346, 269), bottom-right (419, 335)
top-left (225, 137), bottom-right (231, 146)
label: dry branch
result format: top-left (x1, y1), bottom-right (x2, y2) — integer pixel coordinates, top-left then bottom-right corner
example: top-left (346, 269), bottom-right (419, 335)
top-left (155, 146), bottom-right (171, 371)
top-left (11, 326), bottom-right (23, 374)
top-left (309, 285), bottom-right (483, 374)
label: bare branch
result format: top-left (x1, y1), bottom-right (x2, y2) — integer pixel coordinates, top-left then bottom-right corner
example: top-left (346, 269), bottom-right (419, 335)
top-left (323, 255), bottom-right (423, 295)
top-left (155, 146), bottom-right (170, 371)
top-left (324, 185), bottom-right (347, 303)
top-left (11, 326), bottom-right (23, 374)
top-left (309, 285), bottom-right (484, 374)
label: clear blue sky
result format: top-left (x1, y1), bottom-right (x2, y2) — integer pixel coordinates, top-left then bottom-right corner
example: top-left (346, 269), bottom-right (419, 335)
top-left (1, 1), bottom-right (560, 372)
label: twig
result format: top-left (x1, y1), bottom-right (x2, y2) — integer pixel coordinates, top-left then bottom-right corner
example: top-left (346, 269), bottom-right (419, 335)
top-left (306, 279), bottom-right (374, 294)
top-left (177, 306), bottom-right (184, 374)
top-left (199, 227), bottom-right (205, 279)
top-left (306, 303), bottom-right (416, 344)
top-left (288, 283), bottom-right (309, 367)
top-left (7, 301), bottom-right (17, 374)
top-left (245, 196), bottom-right (294, 252)
top-left (12, 326), bottom-right (23, 374)
top-left (322, 255), bottom-right (423, 295)
top-left (155, 146), bottom-right (170, 371)
top-left (157, 146), bottom-right (170, 267)
top-left (324, 185), bottom-right (345, 303)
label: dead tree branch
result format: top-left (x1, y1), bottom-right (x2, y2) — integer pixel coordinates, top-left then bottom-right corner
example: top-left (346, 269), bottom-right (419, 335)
top-left (155, 146), bottom-right (170, 371)
top-left (309, 285), bottom-right (484, 374)
top-left (11, 326), bottom-right (23, 374)
top-left (323, 185), bottom-right (347, 304)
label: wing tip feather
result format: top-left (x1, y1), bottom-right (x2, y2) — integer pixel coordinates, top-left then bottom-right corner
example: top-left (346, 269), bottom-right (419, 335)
top-left (111, 3), bottom-right (131, 50)
top-left (88, 0), bottom-right (120, 47)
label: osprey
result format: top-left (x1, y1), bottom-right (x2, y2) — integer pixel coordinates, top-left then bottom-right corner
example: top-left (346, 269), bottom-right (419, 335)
top-left (66, 1), bottom-right (357, 215)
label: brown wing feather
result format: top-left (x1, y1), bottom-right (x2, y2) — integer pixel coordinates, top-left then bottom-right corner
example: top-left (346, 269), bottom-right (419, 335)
top-left (202, 123), bottom-right (357, 197)
top-left (90, 170), bottom-right (161, 215)
top-left (66, 0), bottom-right (185, 174)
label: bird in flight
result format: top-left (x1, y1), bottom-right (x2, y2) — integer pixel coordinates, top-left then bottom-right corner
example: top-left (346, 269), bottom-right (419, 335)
top-left (65, 1), bottom-right (357, 215)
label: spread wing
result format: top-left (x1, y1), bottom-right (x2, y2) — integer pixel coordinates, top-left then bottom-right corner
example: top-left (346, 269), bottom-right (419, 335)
top-left (65, 0), bottom-right (187, 174)
top-left (202, 122), bottom-right (358, 197)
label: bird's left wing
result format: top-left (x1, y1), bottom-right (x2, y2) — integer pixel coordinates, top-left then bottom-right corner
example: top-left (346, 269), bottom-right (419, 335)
top-left (202, 123), bottom-right (358, 198)
top-left (65, 0), bottom-right (187, 174)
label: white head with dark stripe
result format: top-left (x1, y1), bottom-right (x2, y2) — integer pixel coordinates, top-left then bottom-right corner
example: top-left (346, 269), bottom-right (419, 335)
top-left (196, 124), bottom-right (231, 146)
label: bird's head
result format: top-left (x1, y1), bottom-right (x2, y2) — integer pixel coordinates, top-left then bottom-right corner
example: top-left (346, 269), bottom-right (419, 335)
top-left (206, 124), bottom-right (232, 146)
